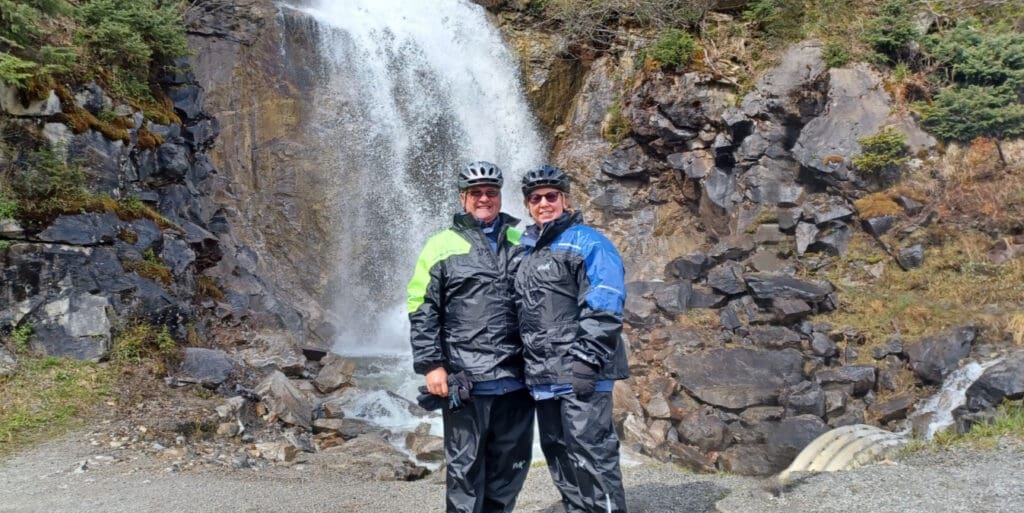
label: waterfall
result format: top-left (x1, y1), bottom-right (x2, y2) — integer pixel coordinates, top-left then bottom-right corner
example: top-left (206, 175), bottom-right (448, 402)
top-left (908, 358), bottom-right (1004, 440)
top-left (282, 0), bottom-right (546, 355)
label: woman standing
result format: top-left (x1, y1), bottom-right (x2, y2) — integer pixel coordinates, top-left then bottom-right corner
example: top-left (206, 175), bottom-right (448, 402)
top-left (514, 165), bottom-right (629, 513)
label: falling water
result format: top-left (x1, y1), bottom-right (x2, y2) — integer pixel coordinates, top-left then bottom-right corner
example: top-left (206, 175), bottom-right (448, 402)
top-left (908, 358), bottom-right (1004, 440)
top-left (282, 0), bottom-right (546, 355)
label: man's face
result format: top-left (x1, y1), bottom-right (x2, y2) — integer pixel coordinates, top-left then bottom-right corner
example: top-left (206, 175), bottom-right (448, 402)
top-left (460, 185), bottom-right (501, 223)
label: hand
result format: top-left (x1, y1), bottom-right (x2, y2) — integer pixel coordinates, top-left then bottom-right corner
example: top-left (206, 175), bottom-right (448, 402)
top-left (426, 367), bottom-right (448, 397)
top-left (571, 360), bottom-right (598, 401)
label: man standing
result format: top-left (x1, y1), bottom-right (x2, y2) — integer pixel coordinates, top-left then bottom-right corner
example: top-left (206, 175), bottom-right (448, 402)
top-left (406, 161), bottom-right (534, 513)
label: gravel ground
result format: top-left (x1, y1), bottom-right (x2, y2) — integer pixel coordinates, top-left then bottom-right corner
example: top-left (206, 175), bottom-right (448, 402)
top-left (2, 434), bottom-right (1021, 513)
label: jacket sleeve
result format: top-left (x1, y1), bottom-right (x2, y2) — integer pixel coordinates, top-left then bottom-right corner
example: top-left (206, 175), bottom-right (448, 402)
top-left (407, 245), bottom-right (446, 375)
top-left (572, 231), bottom-right (626, 369)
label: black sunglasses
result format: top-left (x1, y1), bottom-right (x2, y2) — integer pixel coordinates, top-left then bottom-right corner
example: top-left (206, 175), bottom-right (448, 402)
top-left (466, 189), bottom-right (500, 198)
top-left (528, 191), bottom-right (562, 205)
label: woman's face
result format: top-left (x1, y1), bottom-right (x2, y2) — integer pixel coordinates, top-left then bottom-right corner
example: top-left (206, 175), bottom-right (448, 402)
top-left (526, 187), bottom-right (565, 224)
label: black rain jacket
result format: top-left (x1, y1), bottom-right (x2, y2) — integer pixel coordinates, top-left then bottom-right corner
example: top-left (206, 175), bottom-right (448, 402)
top-left (407, 212), bottom-right (524, 382)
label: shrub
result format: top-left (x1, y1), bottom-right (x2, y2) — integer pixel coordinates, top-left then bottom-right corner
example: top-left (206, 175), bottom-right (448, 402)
top-left (0, 53), bottom-right (37, 88)
top-left (0, 197), bottom-right (16, 220)
top-left (533, 0), bottom-right (711, 51)
top-left (823, 40), bottom-right (850, 68)
top-left (11, 323), bottom-right (33, 353)
top-left (742, 0), bottom-right (805, 41)
top-left (924, 20), bottom-right (1024, 90)
top-left (645, 28), bottom-right (696, 69)
top-left (852, 127), bottom-right (910, 177)
top-left (864, 0), bottom-right (917, 62)
top-left (9, 149), bottom-right (85, 204)
top-left (918, 85), bottom-right (1024, 141)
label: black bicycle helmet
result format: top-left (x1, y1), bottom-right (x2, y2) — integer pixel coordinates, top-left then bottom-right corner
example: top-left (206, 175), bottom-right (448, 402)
top-left (521, 165), bottom-right (570, 196)
top-left (458, 161), bottom-right (503, 190)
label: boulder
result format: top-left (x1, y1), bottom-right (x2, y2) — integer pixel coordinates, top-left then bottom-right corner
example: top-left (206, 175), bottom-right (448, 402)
top-left (897, 244), bottom-right (925, 270)
top-left (867, 393), bottom-right (915, 423)
top-left (741, 41), bottom-right (826, 119)
top-left (781, 380), bottom-right (826, 417)
top-left (718, 443), bottom-right (790, 476)
top-left (744, 273), bottom-right (833, 303)
top-left (30, 293), bottom-right (112, 361)
top-left (36, 213), bottom-right (121, 246)
top-left (904, 326), bottom-right (976, 384)
top-left (707, 262), bottom-right (747, 295)
top-left (665, 253), bottom-right (710, 281)
top-left (967, 350), bottom-right (1024, 408)
top-left (765, 414), bottom-right (829, 462)
top-left (177, 348), bottom-right (233, 387)
top-left (677, 407), bottom-right (728, 452)
top-left (322, 434), bottom-right (428, 481)
top-left (661, 439), bottom-right (718, 473)
top-left (405, 423), bottom-right (444, 462)
top-left (670, 348), bottom-right (804, 409)
top-left (746, 326), bottom-right (803, 350)
top-left (815, 365), bottom-right (878, 395)
top-left (313, 353), bottom-right (357, 393)
top-left (256, 371), bottom-right (314, 430)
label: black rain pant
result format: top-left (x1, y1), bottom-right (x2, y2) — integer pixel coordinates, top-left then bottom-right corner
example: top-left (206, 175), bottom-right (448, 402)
top-left (536, 392), bottom-right (627, 513)
top-left (442, 388), bottom-right (535, 513)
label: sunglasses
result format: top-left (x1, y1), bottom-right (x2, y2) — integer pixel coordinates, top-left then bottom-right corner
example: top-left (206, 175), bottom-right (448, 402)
top-left (528, 191), bottom-right (562, 205)
top-left (466, 189), bottom-right (500, 198)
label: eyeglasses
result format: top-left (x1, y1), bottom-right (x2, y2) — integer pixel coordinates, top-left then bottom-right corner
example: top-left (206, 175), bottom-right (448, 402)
top-left (466, 189), bottom-right (500, 199)
top-left (528, 191), bottom-right (562, 205)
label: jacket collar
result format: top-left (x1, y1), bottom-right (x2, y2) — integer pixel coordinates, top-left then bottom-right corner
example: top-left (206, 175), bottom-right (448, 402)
top-left (525, 210), bottom-right (582, 248)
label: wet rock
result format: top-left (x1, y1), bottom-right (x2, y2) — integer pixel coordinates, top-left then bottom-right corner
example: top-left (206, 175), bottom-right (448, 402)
top-left (897, 244), bottom-right (925, 270)
top-left (177, 348), bottom-right (233, 387)
top-left (744, 273), bottom-right (833, 303)
top-left (815, 365), bottom-right (877, 395)
top-left (406, 423), bottom-right (444, 462)
top-left (678, 407), bottom-right (728, 452)
top-left (36, 213), bottom-right (121, 246)
top-left (781, 381), bottom-right (826, 417)
top-left (255, 371), bottom-right (314, 430)
top-left (707, 262), bottom-right (746, 295)
top-left (867, 393), bottom-right (915, 423)
top-left (967, 351), bottom-right (1024, 408)
top-left (666, 253), bottom-right (710, 281)
top-left (670, 348), bottom-right (804, 409)
top-left (313, 353), bottom-right (357, 393)
top-left (904, 326), bottom-right (976, 384)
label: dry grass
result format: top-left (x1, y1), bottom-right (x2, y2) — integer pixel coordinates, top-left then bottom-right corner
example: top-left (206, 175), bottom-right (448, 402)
top-left (819, 229), bottom-right (1024, 357)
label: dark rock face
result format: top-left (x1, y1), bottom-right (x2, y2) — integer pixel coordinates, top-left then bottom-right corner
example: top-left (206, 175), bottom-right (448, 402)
top-left (744, 273), bottom-right (834, 303)
top-left (36, 213), bottom-right (121, 246)
top-left (905, 326), bottom-right (976, 384)
top-left (815, 365), bottom-right (878, 395)
top-left (670, 348), bottom-right (804, 409)
top-left (177, 347), bottom-right (234, 387)
top-left (967, 351), bottom-right (1024, 408)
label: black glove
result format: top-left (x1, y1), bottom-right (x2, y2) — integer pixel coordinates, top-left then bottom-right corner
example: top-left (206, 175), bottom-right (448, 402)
top-left (416, 386), bottom-right (447, 411)
top-left (571, 360), bottom-right (599, 401)
top-left (415, 371), bottom-right (474, 411)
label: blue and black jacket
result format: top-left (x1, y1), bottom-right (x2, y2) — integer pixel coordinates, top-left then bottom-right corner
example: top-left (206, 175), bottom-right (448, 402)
top-left (514, 210), bottom-right (629, 385)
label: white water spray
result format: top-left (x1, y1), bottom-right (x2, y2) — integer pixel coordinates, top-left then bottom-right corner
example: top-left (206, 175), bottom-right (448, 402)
top-left (282, 0), bottom-right (546, 355)
top-left (909, 358), bottom-right (1004, 440)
